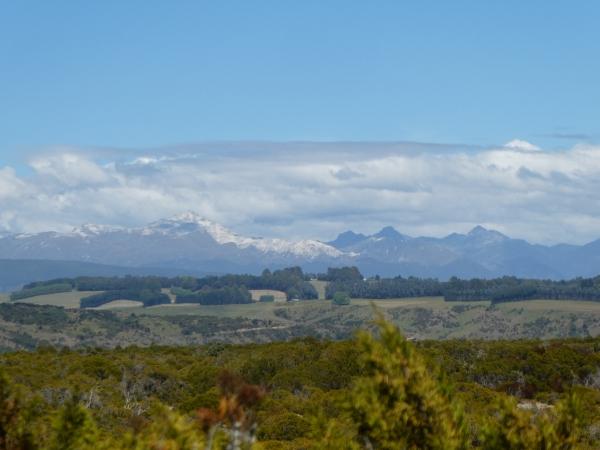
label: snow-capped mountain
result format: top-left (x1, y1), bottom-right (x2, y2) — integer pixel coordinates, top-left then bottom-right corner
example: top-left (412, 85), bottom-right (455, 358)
top-left (3, 213), bottom-right (600, 283)
top-left (143, 212), bottom-right (343, 258)
top-left (69, 223), bottom-right (125, 238)
top-left (0, 212), bottom-right (346, 273)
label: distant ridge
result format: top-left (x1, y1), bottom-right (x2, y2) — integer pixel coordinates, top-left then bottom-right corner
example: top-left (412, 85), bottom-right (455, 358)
top-left (1, 213), bottom-right (600, 283)
top-left (0, 259), bottom-right (197, 291)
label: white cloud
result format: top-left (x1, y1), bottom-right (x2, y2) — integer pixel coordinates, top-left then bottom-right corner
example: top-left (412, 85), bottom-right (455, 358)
top-left (29, 153), bottom-right (111, 187)
top-left (0, 167), bottom-right (27, 200)
top-left (503, 139), bottom-right (541, 152)
top-left (1, 141), bottom-right (600, 244)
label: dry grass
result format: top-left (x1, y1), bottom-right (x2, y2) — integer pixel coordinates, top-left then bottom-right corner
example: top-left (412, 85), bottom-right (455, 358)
top-left (309, 280), bottom-right (328, 300)
top-left (353, 297), bottom-right (463, 309)
top-left (496, 299), bottom-right (600, 313)
top-left (91, 300), bottom-right (143, 310)
top-left (161, 288), bottom-right (177, 303)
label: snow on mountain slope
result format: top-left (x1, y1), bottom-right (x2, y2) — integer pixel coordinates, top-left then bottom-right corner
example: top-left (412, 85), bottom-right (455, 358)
top-left (29, 212), bottom-right (344, 260)
top-left (6, 214), bottom-right (600, 280)
top-left (145, 212), bottom-right (344, 258)
top-left (68, 223), bottom-right (124, 238)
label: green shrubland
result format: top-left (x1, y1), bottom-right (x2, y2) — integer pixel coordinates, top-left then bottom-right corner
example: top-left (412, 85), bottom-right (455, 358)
top-left (0, 318), bottom-right (597, 448)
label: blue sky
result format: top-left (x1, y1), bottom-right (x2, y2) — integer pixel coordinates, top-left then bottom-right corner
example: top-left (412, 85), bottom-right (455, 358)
top-left (2, 1), bottom-right (600, 243)
top-left (2, 0), bottom-right (599, 159)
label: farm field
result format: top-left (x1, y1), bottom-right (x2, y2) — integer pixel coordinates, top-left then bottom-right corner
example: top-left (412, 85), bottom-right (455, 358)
top-left (13, 290), bottom-right (98, 308)
top-left (8, 288), bottom-right (600, 343)
top-left (11, 289), bottom-right (600, 317)
top-left (353, 296), bottom-right (457, 308)
top-left (139, 300), bottom-right (289, 321)
top-left (91, 300), bottom-right (143, 309)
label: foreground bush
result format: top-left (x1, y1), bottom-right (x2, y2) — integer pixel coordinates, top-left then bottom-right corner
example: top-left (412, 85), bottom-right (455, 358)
top-left (339, 318), bottom-right (584, 449)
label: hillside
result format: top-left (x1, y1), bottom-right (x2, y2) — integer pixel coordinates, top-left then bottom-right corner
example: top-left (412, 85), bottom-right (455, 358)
top-left (1, 298), bottom-right (600, 351)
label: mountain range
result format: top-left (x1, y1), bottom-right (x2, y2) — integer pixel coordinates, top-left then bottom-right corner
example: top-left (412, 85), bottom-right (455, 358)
top-left (1, 211), bottom-right (600, 289)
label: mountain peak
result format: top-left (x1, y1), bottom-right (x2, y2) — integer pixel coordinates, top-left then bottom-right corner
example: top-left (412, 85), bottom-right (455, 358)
top-left (149, 211), bottom-right (223, 231)
top-left (165, 211), bottom-right (213, 225)
top-left (327, 230), bottom-right (368, 249)
top-left (374, 226), bottom-right (408, 240)
top-left (467, 225), bottom-right (508, 242)
top-left (468, 225), bottom-right (489, 235)
top-left (148, 212), bottom-right (237, 241)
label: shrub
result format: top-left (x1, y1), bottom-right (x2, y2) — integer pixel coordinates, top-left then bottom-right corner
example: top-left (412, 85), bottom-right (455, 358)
top-left (176, 286), bottom-right (252, 305)
top-left (258, 412), bottom-right (311, 441)
top-left (332, 292), bottom-right (351, 305)
top-left (347, 317), bottom-right (467, 449)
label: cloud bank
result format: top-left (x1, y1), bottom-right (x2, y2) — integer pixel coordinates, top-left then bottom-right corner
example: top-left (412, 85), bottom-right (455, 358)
top-left (1, 140), bottom-right (599, 244)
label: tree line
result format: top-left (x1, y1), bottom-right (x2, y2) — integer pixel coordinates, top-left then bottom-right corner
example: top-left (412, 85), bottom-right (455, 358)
top-left (79, 289), bottom-right (171, 308)
top-left (10, 282), bottom-right (73, 300)
top-left (172, 286), bottom-right (252, 305)
top-left (324, 268), bottom-right (600, 303)
top-left (16, 266), bottom-right (600, 307)
top-left (13, 267), bottom-right (318, 308)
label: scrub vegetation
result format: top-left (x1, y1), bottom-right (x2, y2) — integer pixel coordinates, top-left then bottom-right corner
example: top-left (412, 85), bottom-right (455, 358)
top-left (0, 319), bottom-right (596, 449)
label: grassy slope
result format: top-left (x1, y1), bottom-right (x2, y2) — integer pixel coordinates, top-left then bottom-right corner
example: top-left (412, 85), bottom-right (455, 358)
top-left (125, 297), bottom-right (600, 340)
top-left (140, 301), bottom-right (287, 321)
top-left (376, 298), bottom-right (600, 339)
top-left (92, 300), bottom-right (144, 309)
top-left (161, 288), bottom-right (176, 303)
top-left (4, 294), bottom-right (600, 350)
top-left (13, 291), bottom-right (98, 308)
top-left (310, 280), bottom-right (328, 299)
